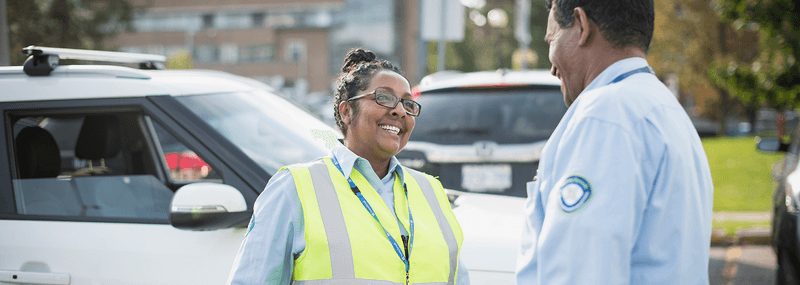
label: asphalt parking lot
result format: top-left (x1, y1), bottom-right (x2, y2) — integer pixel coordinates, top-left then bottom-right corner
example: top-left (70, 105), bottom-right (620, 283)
top-left (710, 245), bottom-right (776, 284)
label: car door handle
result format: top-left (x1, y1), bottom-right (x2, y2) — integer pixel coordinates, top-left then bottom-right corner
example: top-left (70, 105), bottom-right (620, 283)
top-left (0, 270), bottom-right (70, 284)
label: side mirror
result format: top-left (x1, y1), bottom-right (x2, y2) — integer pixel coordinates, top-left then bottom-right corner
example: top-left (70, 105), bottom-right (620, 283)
top-left (169, 183), bottom-right (252, 231)
top-left (445, 189), bottom-right (466, 209)
top-left (756, 136), bottom-right (789, 153)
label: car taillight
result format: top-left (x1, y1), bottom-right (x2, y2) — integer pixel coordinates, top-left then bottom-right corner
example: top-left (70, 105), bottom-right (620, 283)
top-left (411, 86), bottom-right (421, 100)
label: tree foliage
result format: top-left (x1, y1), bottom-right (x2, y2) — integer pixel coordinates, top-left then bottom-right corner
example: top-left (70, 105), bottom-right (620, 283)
top-left (648, 0), bottom-right (762, 135)
top-left (166, 51), bottom-right (194, 70)
top-left (7, 0), bottom-right (134, 65)
top-left (712, 0), bottom-right (800, 109)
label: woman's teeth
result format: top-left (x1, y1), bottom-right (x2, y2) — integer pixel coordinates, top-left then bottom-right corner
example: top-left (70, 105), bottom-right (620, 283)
top-left (380, 125), bottom-right (400, 135)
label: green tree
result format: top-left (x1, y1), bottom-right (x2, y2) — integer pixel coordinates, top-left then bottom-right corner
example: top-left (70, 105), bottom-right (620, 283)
top-left (711, 0), bottom-right (800, 111)
top-left (7, 0), bottom-right (133, 65)
top-left (648, 0), bottom-right (760, 136)
top-left (166, 51), bottom-right (194, 70)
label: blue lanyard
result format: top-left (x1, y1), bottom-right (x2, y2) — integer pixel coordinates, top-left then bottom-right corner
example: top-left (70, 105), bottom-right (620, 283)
top-left (610, 66), bottom-right (654, 84)
top-left (330, 156), bottom-right (415, 275)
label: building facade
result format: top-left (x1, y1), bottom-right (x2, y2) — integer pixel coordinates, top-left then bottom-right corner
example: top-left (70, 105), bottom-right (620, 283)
top-left (108, 0), bottom-right (423, 123)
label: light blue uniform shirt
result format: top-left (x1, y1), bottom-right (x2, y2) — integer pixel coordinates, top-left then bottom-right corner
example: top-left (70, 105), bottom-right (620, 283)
top-left (227, 143), bottom-right (470, 284)
top-left (515, 58), bottom-right (714, 284)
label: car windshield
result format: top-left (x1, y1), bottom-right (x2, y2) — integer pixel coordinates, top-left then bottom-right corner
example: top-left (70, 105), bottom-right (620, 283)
top-left (176, 91), bottom-right (340, 175)
top-left (411, 87), bottom-right (567, 144)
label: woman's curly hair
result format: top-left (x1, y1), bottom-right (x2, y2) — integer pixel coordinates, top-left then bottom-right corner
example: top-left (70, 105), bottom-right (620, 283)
top-left (333, 48), bottom-right (405, 135)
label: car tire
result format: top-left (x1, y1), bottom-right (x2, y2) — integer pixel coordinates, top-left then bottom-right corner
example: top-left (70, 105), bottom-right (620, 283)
top-left (776, 246), bottom-right (800, 285)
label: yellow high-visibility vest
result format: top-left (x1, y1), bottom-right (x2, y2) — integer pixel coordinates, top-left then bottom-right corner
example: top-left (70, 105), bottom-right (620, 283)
top-left (284, 157), bottom-right (463, 285)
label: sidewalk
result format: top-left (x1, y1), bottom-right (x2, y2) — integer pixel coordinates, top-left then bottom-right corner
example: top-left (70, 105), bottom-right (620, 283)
top-left (711, 211), bottom-right (772, 246)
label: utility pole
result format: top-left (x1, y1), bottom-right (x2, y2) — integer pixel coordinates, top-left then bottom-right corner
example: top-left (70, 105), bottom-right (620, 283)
top-left (421, 0), bottom-right (464, 74)
top-left (437, 0), bottom-right (447, 72)
top-left (514, 0), bottom-right (531, 70)
top-left (0, 0), bottom-right (10, 66)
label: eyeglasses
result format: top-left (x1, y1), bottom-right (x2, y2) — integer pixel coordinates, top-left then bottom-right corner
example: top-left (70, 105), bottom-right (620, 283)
top-left (346, 90), bottom-right (422, 117)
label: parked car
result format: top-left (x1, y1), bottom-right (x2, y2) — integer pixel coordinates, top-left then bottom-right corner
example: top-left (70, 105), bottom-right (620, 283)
top-left (0, 46), bottom-right (341, 285)
top-left (1, 47), bottom-right (526, 285)
top-left (756, 115), bottom-right (800, 284)
top-left (447, 189), bottom-right (526, 284)
top-left (396, 69), bottom-right (565, 283)
top-left (399, 69), bottom-right (567, 198)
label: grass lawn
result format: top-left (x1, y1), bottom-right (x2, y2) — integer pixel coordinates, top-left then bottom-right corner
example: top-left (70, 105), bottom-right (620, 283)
top-left (702, 136), bottom-right (784, 212)
top-left (714, 220), bottom-right (771, 236)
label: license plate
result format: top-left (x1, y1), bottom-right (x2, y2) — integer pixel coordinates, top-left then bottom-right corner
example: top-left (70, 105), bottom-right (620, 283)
top-left (461, 164), bottom-right (512, 192)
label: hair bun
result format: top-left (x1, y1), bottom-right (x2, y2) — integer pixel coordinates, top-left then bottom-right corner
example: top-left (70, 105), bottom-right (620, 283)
top-left (342, 48), bottom-right (376, 72)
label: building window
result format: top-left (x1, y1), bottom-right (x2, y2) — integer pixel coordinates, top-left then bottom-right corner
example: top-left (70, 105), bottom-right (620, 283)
top-left (266, 13), bottom-right (295, 28)
top-left (285, 40), bottom-right (306, 62)
top-left (202, 14), bottom-right (215, 29)
top-left (218, 13), bottom-right (249, 29)
top-left (240, 45), bottom-right (275, 63)
top-left (194, 45), bottom-right (218, 63)
top-left (311, 10), bottom-right (333, 27)
top-left (220, 44), bottom-right (239, 64)
top-left (252, 12), bottom-right (265, 27)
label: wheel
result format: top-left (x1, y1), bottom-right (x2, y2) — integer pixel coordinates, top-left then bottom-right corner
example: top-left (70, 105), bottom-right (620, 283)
top-left (776, 247), bottom-right (800, 285)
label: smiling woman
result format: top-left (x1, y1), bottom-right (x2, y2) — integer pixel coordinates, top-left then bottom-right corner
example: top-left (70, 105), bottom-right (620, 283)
top-left (226, 48), bottom-right (470, 285)
top-left (339, 70), bottom-right (416, 176)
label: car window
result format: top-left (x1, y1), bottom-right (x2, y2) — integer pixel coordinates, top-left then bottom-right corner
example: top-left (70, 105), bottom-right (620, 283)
top-left (175, 91), bottom-right (337, 175)
top-left (412, 87), bottom-right (566, 144)
top-left (151, 120), bottom-right (222, 183)
top-left (9, 111), bottom-right (204, 220)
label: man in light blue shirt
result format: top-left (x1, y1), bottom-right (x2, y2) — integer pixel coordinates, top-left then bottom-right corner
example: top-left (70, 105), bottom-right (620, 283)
top-left (226, 143), bottom-right (470, 284)
top-left (516, 0), bottom-right (714, 284)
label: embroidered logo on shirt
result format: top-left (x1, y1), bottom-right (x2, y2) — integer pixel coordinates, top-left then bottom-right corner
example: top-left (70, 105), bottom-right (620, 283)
top-left (559, 175), bottom-right (592, 213)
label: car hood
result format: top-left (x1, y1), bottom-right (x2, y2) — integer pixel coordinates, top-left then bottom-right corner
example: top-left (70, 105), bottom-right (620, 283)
top-left (451, 191), bottom-right (526, 274)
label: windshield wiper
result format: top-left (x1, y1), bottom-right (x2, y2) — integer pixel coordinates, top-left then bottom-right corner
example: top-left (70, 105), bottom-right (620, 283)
top-left (424, 127), bottom-right (490, 135)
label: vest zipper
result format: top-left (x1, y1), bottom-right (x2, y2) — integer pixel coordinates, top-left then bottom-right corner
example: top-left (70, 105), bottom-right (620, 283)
top-left (402, 235), bottom-right (410, 285)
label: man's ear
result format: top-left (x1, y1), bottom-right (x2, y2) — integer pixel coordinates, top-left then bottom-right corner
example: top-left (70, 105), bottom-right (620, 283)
top-left (574, 7), bottom-right (593, 46)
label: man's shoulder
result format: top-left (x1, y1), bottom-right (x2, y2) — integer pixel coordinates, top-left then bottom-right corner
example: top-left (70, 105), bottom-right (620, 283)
top-left (573, 77), bottom-right (679, 127)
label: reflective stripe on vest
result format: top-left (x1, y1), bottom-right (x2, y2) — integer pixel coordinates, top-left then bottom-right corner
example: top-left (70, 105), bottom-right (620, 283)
top-left (289, 158), bottom-right (462, 284)
top-left (406, 170), bottom-right (459, 285)
top-left (307, 161), bottom-right (355, 279)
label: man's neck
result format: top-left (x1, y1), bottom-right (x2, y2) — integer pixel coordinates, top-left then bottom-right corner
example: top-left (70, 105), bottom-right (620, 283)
top-left (583, 46), bottom-right (647, 88)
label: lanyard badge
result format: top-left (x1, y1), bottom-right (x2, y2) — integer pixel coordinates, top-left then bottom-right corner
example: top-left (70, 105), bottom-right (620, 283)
top-left (330, 156), bottom-right (415, 277)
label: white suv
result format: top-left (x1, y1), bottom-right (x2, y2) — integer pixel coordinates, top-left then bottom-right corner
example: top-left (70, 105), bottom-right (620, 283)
top-left (0, 47), bottom-right (341, 285)
top-left (0, 47), bottom-right (529, 285)
top-left (403, 69), bottom-right (566, 197)
top-left (404, 69), bottom-right (566, 284)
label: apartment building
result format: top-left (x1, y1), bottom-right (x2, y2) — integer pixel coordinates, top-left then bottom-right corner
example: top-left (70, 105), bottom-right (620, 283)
top-left (108, 0), bottom-right (423, 115)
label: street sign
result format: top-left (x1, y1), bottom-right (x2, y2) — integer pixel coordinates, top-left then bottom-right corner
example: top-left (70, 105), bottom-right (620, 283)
top-left (514, 0), bottom-right (531, 45)
top-left (421, 0), bottom-right (465, 42)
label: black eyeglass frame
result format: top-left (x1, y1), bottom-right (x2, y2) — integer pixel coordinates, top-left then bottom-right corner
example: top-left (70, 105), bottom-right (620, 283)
top-left (345, 90), bottom-right (422, 117)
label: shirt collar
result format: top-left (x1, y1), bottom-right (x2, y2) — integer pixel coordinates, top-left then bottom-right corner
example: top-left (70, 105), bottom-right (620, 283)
top-left (583, 57), bottom-right (651, 94)
top-left (330, 143), bottom-right (405, 185)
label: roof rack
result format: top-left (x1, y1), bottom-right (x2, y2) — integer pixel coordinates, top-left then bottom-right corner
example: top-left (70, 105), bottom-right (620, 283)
top-left (21, 46), bottom-right (167, 76)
